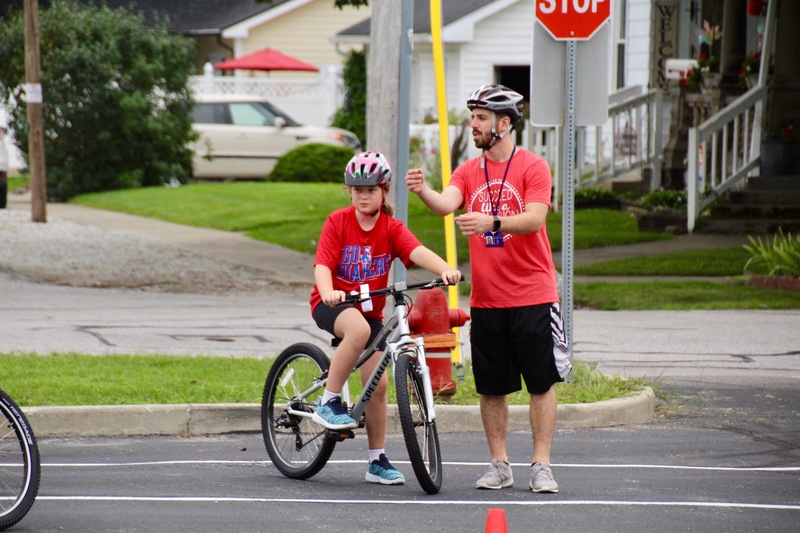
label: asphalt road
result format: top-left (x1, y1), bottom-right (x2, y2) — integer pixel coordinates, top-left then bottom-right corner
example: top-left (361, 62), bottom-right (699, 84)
top-left (20, 417), bottom-right (800, 533)
top-left (2, 198), bottom-right (799, 531)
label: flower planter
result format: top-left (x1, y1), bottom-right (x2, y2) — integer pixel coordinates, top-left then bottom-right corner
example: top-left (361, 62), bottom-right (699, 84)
top-left (745, 272), bottom-right (800, 292)
top-left (760, 139), bottom-right (795, 177)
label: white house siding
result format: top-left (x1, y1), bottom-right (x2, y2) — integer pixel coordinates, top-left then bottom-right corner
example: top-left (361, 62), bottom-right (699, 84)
top-left (627, 0), bottom-right (653, 88)
top-left (235, 0), bottom-right (370, 78)
top-left (411, 1), bottom-right (534, 123)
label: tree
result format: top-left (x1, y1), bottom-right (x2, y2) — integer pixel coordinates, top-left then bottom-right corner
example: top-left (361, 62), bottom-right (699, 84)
top-left (331, 50), bottom-right (366, 148)
top-left (0, 1), bottom-right (197, 201)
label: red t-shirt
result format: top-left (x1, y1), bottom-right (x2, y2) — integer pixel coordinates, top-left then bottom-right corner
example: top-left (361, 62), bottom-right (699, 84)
top-left (449, 148), bottom-right (559, 308)
top-left (310, 206), bottom-right (422, 320)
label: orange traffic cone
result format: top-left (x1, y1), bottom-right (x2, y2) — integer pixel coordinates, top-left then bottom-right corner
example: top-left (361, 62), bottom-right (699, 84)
top-left (484, 508), bottom-right (508, 533)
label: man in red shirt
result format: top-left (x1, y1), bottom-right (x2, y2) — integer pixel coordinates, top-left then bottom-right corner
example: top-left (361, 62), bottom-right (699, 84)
top-left (406, 84), bottom-right (571, 493)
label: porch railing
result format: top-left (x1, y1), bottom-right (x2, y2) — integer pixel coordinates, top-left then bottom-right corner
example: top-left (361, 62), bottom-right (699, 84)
top-left (686, 85), bottom-right (767, 232)
top-left (580, 86), bottom-right (664, 191)
top-left (685, 0), bottom-right (776, 232)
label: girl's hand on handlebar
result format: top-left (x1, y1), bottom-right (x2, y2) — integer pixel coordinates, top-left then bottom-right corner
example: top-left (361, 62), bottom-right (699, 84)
top-left (323, 290), bottom-right (347, 306)
top-left (440, 269), bottom-right (462, 286)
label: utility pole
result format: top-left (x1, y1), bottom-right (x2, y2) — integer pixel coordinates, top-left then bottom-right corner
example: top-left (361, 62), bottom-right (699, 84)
top-left (24, 0), bottom-right (47, 222)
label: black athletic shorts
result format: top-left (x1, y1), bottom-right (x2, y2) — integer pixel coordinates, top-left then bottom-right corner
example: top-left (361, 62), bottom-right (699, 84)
top-left (312, 303), bottom-right (387, 351)
top-left (470, 303), bottom-right (566, 395)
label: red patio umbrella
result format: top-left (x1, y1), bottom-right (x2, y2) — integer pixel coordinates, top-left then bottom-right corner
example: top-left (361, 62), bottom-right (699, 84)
top-left (214, 48), bottom-right (319, 73)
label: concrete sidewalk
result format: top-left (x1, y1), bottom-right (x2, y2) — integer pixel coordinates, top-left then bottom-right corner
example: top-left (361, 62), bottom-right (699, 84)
top-left (5, 193), bottom-right (752, 437)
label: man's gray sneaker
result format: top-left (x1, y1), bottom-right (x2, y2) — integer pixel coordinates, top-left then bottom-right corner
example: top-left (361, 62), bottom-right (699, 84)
top-left (475, 459), bottom-right (513, 489)
top-left (529, 462), bottom-right (559, 493)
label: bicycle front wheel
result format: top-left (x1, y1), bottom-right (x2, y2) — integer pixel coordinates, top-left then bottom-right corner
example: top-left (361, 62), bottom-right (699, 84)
top-left (261, 343), bottom-right (337, 480)
top-left (395, 351), bottom-right (442, 494)
top-left (0, 389), bottom-right (40, 531)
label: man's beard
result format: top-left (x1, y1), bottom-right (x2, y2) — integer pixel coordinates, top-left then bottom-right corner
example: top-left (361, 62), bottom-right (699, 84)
top-left (472, 129), bottom-right (492, 150)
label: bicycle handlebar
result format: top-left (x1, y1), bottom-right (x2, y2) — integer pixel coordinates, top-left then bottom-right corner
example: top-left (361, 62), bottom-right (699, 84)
top-left (342, 277), bottom-right (463, 304)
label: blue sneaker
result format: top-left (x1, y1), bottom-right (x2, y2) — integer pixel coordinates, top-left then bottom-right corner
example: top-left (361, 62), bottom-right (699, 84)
top-left (365, 454), bottom-right (405, 485)
top-left (311, 397), bottom-right (357, 430)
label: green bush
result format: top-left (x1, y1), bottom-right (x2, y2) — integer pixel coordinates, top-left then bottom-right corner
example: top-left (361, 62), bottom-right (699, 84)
top-left (0, 1), bottom-right (197, 201)
top-left (639, 189), bottom-right (687, 212)
top-left (574, 187), bottom-right (621, 209)
top-left (267, 144), bottom-right (355, 183)
top-left (743, 229), bottom-right (800, 277)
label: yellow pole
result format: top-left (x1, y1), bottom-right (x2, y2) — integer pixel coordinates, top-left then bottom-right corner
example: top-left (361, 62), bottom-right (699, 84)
top-left (429, 0), bottom-right (462, 364)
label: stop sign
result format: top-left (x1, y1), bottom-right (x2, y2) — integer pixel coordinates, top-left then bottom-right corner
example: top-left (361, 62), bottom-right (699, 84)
top-left (535, 0), bottom-right (611, 40)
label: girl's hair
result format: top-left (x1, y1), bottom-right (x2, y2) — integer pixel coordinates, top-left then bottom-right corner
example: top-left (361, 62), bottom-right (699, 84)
top-left (380, 184), bottom-right (395, 216)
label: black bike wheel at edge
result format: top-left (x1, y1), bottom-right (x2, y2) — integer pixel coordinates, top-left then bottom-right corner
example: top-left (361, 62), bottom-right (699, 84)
top-left (261, 342), bottom-right (337, 480)
top-left (0, 389), bottom-right (40, 531)
top-left (395, 351), bottom-right (443, 494)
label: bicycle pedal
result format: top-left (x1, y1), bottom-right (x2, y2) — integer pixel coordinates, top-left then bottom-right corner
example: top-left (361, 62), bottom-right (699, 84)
top-left (328, 429), bottom-right (355, 441)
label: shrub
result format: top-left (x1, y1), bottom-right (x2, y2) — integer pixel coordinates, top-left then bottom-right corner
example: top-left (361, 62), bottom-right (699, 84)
top-left (268, 144), bottom-right (355, 183)
top-left (743, 229), bottom-right (800, 277)
top-left (574, 187), bottom-right (621, 209)
top-left (639, 189), bottom-right (687, 212)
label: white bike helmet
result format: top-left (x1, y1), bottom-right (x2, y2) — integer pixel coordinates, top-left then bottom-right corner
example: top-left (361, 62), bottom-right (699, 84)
top-left (467, 84), bottom-right (524, 148)
top-left (467, 84), bottom-right (524, 124)
top-left (344, 151), bottom-right (392, 186)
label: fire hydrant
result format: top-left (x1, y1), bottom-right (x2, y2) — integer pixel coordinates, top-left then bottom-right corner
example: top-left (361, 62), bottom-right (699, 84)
top-left (408, 288), bottom-right (470, 401)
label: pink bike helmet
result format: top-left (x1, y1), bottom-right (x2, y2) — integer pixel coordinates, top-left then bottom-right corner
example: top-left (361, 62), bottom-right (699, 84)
top-left (344, 151), bottom-right (393, 186)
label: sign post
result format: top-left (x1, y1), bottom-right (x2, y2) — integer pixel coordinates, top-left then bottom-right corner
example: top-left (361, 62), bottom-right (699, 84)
top-left (530, 0), bottom-right (611, 363)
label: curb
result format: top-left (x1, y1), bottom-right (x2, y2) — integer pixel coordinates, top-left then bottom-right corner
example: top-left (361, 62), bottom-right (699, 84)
top-left (25, 387), bottom-right (655, 438)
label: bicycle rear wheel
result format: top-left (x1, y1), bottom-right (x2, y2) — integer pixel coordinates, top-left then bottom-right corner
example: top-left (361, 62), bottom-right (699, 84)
top-left (0, 389), bottom-right (40, 531)
top-left (395, 351), bottom-right (442, 494)
top-left (261, 343), bottom-right (337, 480)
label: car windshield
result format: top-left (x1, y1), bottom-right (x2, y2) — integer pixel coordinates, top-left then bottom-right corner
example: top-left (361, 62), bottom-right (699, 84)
top-left (193, 101), bottom-right (300, 127)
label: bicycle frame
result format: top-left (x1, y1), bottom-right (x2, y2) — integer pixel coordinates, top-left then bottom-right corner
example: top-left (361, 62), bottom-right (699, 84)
top-left (284, 281), bottom-right (438, 425)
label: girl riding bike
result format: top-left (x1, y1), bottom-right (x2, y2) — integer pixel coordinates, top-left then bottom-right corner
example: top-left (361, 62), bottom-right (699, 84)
top-left (309, 150), bottom-right (461, 485)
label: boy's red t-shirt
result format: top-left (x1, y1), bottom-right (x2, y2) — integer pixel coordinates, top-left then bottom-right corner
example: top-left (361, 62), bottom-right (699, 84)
top-left (310, 206), bottom-right (422, 320)
top-left (449, 148), bottom-right (559, 309)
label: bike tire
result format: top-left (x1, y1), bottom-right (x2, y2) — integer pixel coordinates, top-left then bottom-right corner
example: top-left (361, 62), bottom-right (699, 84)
top-left (261, 343), bottom-right (337, 480)
top-left (0, 389), bottom-right (40, 531)
top-left (395, 351), bottom-right (443, 494)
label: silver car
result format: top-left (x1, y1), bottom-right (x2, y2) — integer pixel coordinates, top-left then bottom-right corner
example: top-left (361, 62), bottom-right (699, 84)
top-left (191, 95), bottom-right (360, 179)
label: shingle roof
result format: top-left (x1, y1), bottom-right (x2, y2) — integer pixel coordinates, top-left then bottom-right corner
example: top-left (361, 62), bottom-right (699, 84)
top-left (0, 0), bottom-right (288, 34)
top-left (338, 0), bottom-right (495, 36)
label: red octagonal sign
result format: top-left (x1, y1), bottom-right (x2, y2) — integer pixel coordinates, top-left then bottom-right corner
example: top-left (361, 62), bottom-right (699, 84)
top-left (535, 0), bottom-right (611, 40)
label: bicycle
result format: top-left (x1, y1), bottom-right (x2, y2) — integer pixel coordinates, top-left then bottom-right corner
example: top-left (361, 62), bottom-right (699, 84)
top-left (0, 388), bottom-right (40, 531)
top-left (261, 277), bottom-right (460, 495)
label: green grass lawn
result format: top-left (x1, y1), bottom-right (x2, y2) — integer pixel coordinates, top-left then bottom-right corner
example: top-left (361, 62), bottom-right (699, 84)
top-left (575, 280), bottom-right (800, 310)
top-left (0, 353), bottom-right (645, 408)
top-left (574, 247), bottom-right (753, 276)
top-left (69, 181), bottom-right (800, 310)
top-left (71, 182), bottom-right (671, 262)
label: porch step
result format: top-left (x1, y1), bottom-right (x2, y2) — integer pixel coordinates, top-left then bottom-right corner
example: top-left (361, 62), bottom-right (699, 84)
top-left (745, 176), bottom-right (800, 191)
top-left (695, 218), bottom-right (800, 235)
top-left (695, 174), bottom-right (800, 235)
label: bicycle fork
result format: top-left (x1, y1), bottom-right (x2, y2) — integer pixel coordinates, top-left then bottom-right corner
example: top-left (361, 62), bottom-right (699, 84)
top-left (391, 336), bottom-right (437, 422)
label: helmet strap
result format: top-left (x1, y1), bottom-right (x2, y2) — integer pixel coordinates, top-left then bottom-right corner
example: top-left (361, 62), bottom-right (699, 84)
top-left (488, 111), bottom-right (514, 148)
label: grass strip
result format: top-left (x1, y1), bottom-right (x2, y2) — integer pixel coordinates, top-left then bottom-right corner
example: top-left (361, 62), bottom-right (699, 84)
top-left (575, 280), bottom-right (800, 310)
top-left (0, 353), bottom-right (645, 408)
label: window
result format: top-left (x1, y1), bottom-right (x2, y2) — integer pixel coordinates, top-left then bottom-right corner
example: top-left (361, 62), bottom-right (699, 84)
top-left (229, 102), bottom-right (278, 126)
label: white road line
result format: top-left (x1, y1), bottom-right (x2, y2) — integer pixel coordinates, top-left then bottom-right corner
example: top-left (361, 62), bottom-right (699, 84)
top-left (34, 496), bottom-right (800, 511)
top-left (43, 460), bottom-right (800, 473)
